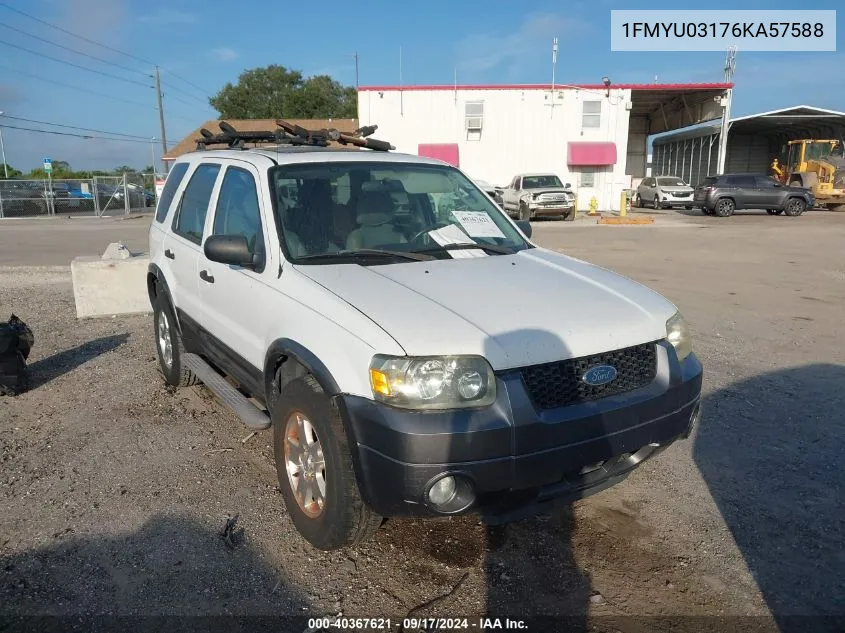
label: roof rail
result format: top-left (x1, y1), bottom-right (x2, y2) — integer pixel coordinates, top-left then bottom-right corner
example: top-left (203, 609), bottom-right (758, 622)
top-left (195, 120), bottom-right (395, 152)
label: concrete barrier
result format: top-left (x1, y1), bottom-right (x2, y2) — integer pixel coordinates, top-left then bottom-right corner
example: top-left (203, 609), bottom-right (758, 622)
top-left (71, 242), bottom-right (151, 318)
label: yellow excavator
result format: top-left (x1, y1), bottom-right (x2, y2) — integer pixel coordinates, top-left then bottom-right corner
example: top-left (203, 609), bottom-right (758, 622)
top-left (771, 139), bottom-right (845, 211)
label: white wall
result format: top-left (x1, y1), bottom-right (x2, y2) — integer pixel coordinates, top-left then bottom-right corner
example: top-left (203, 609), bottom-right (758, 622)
top-left (358, 87), bottom-right (633, 210)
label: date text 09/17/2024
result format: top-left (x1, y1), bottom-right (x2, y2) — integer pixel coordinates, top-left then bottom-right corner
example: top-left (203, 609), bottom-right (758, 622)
top-left (307, 617), bottom-right (528, 630)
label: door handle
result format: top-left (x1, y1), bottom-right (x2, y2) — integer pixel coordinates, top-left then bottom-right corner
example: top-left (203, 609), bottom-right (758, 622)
top-left (199, 270), bottom-right (214, 284)
top-left (164, 249), bottom-right (175, 259)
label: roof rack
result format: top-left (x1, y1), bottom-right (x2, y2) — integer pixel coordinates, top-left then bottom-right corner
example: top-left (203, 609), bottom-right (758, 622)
top-left (195, 120), bottom-right (395, 152)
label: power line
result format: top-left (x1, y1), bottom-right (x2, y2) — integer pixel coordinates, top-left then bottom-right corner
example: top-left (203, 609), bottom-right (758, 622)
top-left (0, 123), bottom-right (154, 144)
top-left (0, 63), bottom-right (154, 109)
top-left (0, 39), bottom-right (153, 88)
top-left (0, 2), bottom-right (209, 99)
top-left (0, 22), bottom-right (151, 77)
top-left (162, 69), bottom-right (214, 99)
top-left (161, 80), bottom-right (209, 105)
top-left (0, 2), bottom-right (154, 66)
top-left (1, 115), bottom-right (153, 140)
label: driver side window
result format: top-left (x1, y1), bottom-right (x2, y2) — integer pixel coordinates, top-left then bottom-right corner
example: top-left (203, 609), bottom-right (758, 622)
top-left (211, 166), bottom-right (265, 271)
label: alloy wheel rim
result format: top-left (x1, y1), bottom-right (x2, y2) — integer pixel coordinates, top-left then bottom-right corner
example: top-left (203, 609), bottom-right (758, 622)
top-left (284, 411), bottom-right (327, 518)
top-left (157, 312), bottom-right (173, 369)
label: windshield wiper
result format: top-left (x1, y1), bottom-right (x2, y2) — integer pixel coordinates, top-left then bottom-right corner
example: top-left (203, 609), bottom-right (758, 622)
top-left (295, 249), bottom-right (435, 263)
top-left (413, 243), bottom-right (518, 256)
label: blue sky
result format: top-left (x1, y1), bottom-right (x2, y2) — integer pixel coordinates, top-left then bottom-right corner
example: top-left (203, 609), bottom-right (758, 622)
top-left (0, 0), bottom-right (842, 171)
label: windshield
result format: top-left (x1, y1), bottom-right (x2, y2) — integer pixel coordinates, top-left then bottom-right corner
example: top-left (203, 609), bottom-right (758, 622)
top-left (805, 142), bottom-right (834, 160)
top-left (270, 162), bottom-right (530, 264)
top-left (657, 177), bottom-right (686, 186)
top-left (522, 175), bottom-right (563, 189)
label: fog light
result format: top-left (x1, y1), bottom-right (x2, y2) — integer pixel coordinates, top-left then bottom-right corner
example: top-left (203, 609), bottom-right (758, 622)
top-left (428, 475), bottom-right (457, 506)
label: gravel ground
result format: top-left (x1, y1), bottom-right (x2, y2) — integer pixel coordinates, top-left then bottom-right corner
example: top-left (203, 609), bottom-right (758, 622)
top-left (1, 211), bottom-right (843, 632)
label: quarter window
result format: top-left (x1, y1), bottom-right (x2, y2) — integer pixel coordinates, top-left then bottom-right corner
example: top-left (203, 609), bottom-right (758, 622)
top-left (212, 166), bottom-right (265, 265)
top-left (154, 162), bottom-right (189, 223)
top-left (172, 163), bottom-right (221, 244)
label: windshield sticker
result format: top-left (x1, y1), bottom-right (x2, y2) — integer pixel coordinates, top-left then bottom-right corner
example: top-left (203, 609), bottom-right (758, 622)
top-left (451, 211), bottom-right (506, 239)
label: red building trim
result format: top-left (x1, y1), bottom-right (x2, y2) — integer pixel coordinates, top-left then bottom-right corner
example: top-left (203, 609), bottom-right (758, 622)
top-left (358, 83), bottom-right (733, 93)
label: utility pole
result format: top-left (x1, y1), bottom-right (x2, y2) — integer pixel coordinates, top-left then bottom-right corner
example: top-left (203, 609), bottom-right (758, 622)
top-left (716, 46), bottom-right (737, 174)
top-left (154, 67), bottom-right (169, 172)
top-left (150, 137), bottom-right (157, 174)
top-left (0, 110), bottom-right (8, 179)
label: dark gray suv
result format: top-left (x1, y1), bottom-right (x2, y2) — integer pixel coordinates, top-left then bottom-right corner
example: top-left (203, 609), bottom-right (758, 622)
top-left (694, 174), bottom-right (815, 217)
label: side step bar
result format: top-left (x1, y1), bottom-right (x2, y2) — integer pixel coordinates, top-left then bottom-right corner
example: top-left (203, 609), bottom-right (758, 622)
top-left (183, 353), bottom-right (271, 430)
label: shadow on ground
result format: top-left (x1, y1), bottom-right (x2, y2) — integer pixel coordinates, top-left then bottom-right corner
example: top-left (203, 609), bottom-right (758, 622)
top-left (695, 364), bottom-right (845, 631)
top-left (0, 515), bottom-right (308, 630)
top-left (28, 334), bottom-right (128, 389)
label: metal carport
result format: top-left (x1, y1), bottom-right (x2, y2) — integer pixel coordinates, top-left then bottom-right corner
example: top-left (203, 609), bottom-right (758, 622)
top-left (651, 105), bottom-right (845, 186)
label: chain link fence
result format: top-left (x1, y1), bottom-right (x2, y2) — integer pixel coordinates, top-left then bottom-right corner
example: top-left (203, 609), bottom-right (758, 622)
top-left (0, 174), bottom-right (157, 218)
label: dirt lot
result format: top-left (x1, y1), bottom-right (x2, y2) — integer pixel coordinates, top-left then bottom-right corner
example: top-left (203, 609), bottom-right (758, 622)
top-left (1, 210), bottom-right (843, 632)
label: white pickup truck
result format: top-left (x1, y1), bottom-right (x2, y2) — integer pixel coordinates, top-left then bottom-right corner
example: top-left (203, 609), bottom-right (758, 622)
top-left (499, 173), bottom-right (576, 221)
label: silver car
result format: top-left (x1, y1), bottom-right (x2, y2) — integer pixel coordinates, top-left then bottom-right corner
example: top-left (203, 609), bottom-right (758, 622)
top-left (635, 176), bottom-right (695, 209)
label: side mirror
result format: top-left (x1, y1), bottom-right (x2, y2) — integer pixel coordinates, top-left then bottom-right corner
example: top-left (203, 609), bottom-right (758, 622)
top-left (565, 182), bottom-right (572, 189)
top-left (204, 234), bottom-right (257, 269)
top-left (773, 182), bottom-right (782, 187)
top-left (515, 219), bottom-right (532, 238)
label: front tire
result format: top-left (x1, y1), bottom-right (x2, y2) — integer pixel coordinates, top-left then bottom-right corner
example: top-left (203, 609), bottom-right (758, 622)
top-left (784, 198), bottom-right (806, 216)
top-left (714, 198), bottom-right (735, 217)
top-left (518, 202), bottom-right (530, 221)
top-left (563, 210), bottom-right (575, 221)
top-left (653, 195), bottom-right (661, 209)
top-left (153, 294), bottom-right (198, 388)
top-left (273, 375), bottom-right (382, 550)
top-left (634, 194), bottom-right (642, 208)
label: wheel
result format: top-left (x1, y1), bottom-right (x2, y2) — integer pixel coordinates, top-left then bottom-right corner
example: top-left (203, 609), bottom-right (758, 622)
top-left (563, 210), bottom-right (575, 222)
top-left (273, 375), bottom-right (383, 550)
top-left (784, 198), bottom-right (806, 216)
top-left (653, 195), bottom-right (660, 209)
top-left (685, 205), bottom-right (693, 210)
top-left (701, 207), bottom-right (712, 216)
top-left (634, 194), bottom-right (642, 208)
top-left (153, 293), bottom-right (198, 387)
top-left (714, 198), bottom-right (735, 217)
top-left (518, 202), bottom-right (530, 221)
top-left (766, 209), bottom-right (783, 215)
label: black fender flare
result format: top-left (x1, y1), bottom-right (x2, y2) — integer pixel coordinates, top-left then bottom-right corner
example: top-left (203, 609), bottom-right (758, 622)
top-left (147, 264), bottom-right (183, 334)
top-left (263, 338), bottom-right (342, 412)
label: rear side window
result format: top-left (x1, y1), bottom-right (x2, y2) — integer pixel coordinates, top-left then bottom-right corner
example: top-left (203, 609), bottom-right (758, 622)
top-left (702, 177), bottom-right (717, 186)
top-left (154, 162), bottom-right (189, 223)
top-left (172, 163), bottom-right (221, 245)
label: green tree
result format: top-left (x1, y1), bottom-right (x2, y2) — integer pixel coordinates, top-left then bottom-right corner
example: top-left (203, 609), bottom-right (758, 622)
top-left (113, 165), bottom-right (137, 174)
top-left (209, 65), bottom-right (357, 119)
top-left (1, 163), bottom-right (23, 179)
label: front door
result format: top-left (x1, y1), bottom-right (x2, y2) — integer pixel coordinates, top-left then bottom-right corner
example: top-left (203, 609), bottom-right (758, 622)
top-left (503, 177), bottom-right (521, 211)
top-left (754, 175), bottom-right (786, 208)
top-left (164, 162), bottom-right (222, 340)
top-left (198, 162), bottom-right (276, 395)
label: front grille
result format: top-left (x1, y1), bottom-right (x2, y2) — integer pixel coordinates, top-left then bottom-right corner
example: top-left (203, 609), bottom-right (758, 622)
top-left (520, 342), bottom-right (658, 410)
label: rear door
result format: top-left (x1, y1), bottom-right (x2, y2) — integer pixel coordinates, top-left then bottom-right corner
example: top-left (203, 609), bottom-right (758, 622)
top-left (163, 162), bottom-right (222, 339)
top-left (503, 177), bottom-right (520, 211)
top-left (728, 175), bottom-right (757, 207)
top-left (198, 161), bottom-right (275, 392)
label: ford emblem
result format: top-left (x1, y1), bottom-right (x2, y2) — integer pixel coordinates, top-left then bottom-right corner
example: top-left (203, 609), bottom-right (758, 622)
top-left (582, 364), bottom-right (617, 386)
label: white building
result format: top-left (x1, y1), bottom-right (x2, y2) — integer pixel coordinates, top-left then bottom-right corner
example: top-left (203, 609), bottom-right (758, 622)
top-left (358, 83), bottom-right (729, 211)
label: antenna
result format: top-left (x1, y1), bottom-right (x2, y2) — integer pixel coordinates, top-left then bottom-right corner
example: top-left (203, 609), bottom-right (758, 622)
top-left (724, 45), bottom-right (737, 82)
top-left (399, 46), bottom-right (404, 116)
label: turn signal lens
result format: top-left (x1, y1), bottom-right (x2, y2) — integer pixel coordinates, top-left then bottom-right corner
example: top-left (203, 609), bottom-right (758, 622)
top-left (369, 369), bottom-right (391, 396)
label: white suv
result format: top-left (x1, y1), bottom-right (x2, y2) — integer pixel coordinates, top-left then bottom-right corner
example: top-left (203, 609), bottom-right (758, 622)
top-left (148, 132), bottom-right (703, 550)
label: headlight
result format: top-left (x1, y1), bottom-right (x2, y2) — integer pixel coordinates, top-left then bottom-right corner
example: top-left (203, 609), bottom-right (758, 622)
top-left (666, 312), bottom-right (692, 361)
top-left (369, 355), bottom-right (496, 410)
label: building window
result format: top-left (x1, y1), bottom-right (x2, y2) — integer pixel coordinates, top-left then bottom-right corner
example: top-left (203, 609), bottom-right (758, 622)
top-left (582, 101), bottom-right (601, 129)
top-left (465, 101), bottom-right (484, 132)
top-left (579, 167), bottom-right (597, 187)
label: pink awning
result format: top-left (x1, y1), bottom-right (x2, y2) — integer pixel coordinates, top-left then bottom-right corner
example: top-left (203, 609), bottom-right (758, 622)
top-left (418, 143), bottom-right (460, 167)
top-left (567, 142), bottom-right (617, 166)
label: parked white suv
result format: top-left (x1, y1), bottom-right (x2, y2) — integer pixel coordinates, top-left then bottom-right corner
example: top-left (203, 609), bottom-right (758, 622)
top-left (148, 132), bottom-right (703, 550)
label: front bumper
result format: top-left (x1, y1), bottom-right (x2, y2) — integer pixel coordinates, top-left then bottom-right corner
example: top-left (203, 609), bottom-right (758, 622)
top-left (337, 342), bottom-right (702, 520)
top-left (528, 203), bottom-right (574, 215)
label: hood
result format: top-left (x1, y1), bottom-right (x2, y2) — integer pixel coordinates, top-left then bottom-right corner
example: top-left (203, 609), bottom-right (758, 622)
top-left (657, 185), bottom-right (694, 192)
top-left (295, 249), bottom-right (676, 370)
